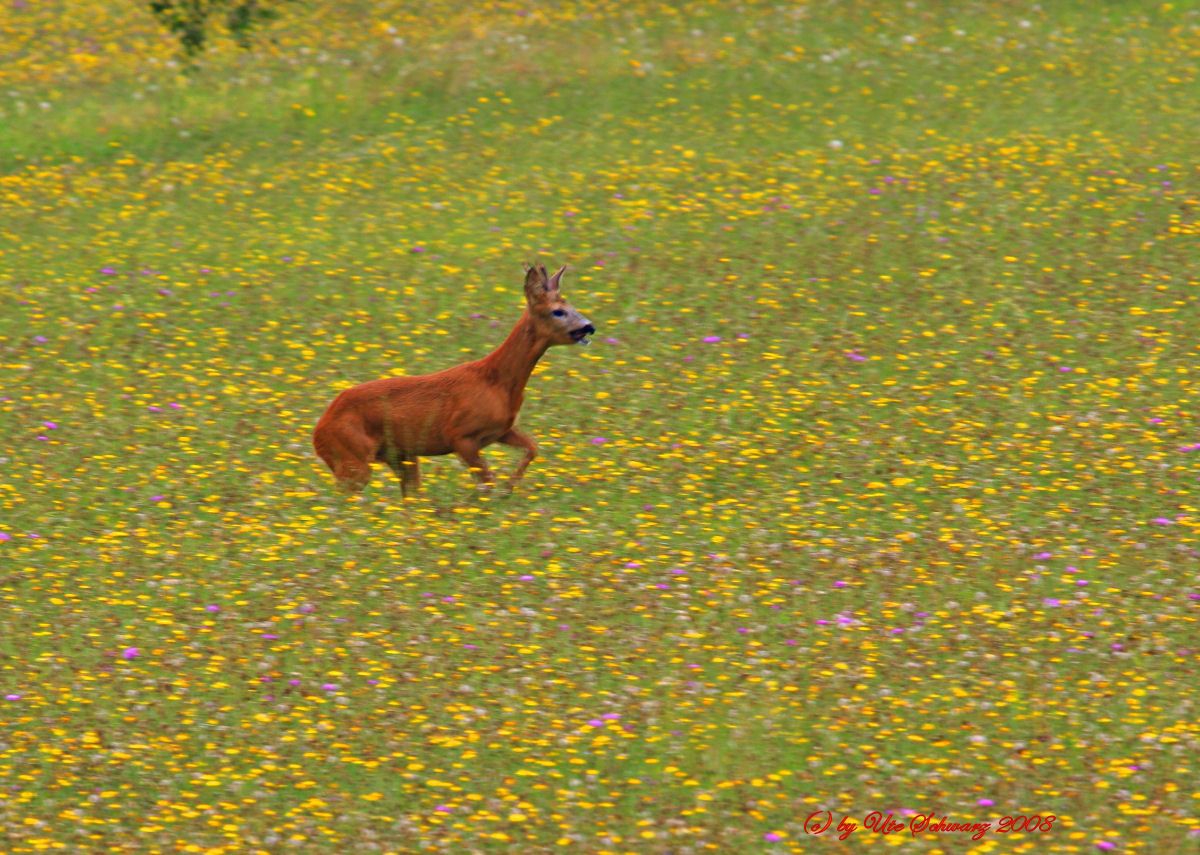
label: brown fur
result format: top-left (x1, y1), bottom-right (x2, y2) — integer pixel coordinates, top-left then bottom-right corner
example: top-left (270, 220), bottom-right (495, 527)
top-left (313, 264), bottom-right (594, 495)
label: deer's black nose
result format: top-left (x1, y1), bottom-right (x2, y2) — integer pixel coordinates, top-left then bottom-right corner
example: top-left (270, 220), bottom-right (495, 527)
top-left (570, 324), bottom-right (595, 343)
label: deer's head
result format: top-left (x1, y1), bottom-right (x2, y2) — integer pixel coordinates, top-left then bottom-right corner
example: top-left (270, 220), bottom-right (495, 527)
top-left (524, 263), bottom-right (595, 346)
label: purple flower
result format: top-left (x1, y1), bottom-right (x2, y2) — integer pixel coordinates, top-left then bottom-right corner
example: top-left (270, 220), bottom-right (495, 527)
top-left (0, 532), bottom-right (10, 542)
top-left (833, 580), bottom-right (847, 588)
top-left (1034, 551), bottom-right (1052, 560)
top-left (322, 683), bottom-right (338, 692)
top-left (764, 832), bottom-right (783, 842)
top-left (703, 335), bottom-right (721, 343)
top-left (5, 694), bottom-right (21, 701)
top-left (977, 798), bottom-right (994, 807)
top-left (288, 679), bottom-right (301, 687)
top-left (591, 437), bottom-right (608, 445)
top-left (1043, 598), bottom-right (1061, 608)
top-left (587, 718), bottom-right (604, 727)
top-left (1096, 843), bottom-right (1115, 852)
top-left (42, 421), bottom-right (58, 430)
top-left (1152, 517), bottom-right (1173, 526)
top-left (519, 574), bottom-right (534, 581)
top-left (101, 266), bottom-right (116, 275)
top-left (846, 351), bottom-right (867, 362)
top-left (121, 647), bottom-right (139, 660)
top-left (206, 604), bottom-right (220, 612)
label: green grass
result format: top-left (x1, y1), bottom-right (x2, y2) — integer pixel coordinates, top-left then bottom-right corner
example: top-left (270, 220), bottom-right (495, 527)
top-left (1, 0), bottom-right (1199, 852)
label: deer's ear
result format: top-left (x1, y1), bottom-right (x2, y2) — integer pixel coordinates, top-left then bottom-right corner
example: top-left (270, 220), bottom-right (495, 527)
top-left (524, 263), bottom-right (549, 302)
top-left (547, 265), bottom-right (566, 292)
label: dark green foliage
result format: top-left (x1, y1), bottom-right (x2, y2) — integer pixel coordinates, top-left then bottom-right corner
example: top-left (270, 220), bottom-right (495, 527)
top-left (225, 0), bottom-right (286, 48)
top-left (148, 0), bottom-right (294, 58)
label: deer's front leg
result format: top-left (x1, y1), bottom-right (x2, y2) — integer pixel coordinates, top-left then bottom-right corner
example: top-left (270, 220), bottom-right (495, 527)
top-left (498, 428), bottom-right (538, 490)
top-left (453, 439), bottom-right (495, 488)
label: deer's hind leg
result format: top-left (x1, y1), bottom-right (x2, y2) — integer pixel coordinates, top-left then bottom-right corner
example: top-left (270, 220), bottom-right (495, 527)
top-left (314, 419), bottom-right (375, 494)
top-left (326, 448), bottom-right (373, 494)
top-left (335, 461), bottom-right (372, 493)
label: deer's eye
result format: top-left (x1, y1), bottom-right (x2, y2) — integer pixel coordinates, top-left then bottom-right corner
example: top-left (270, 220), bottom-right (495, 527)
top-left (552, 309), bottom-right (567, 317)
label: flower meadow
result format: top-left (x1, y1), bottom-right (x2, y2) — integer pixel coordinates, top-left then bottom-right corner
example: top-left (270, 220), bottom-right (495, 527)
top-left (1, 1), bottom-right (1198, 852)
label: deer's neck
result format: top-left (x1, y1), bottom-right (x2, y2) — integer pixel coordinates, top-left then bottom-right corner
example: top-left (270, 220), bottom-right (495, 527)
top-left (477, 310), bottom-right (550, 407)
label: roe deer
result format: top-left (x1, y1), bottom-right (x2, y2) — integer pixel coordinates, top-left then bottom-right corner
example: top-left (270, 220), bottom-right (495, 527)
top-left (313, 263), bottom-right (595, 496)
